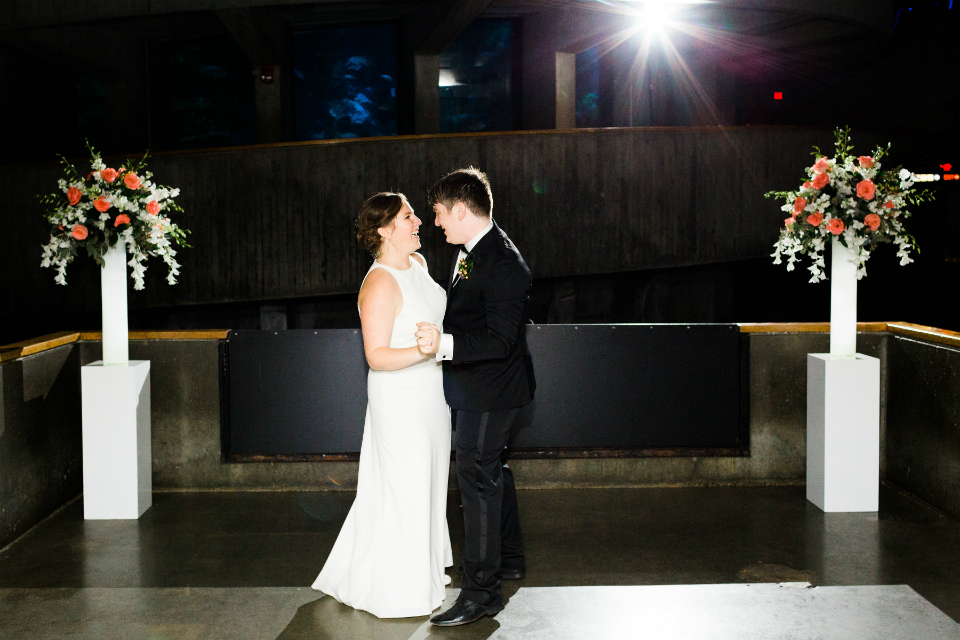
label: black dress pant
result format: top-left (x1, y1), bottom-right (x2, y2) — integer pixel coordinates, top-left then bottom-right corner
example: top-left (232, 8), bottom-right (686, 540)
top-left (453, 407), bottom-right (526, 606)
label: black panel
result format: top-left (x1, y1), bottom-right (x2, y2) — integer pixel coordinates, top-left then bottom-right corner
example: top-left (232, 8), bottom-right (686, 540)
top-left (228, 329), bottom-right (368, 455)
top-left (518, 324), bottom-right (741, 449)
top-left (225, 324), bottom-right (743, 457)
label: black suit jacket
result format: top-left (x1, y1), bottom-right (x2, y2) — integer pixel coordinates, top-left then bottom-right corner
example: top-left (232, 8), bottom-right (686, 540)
top-left (442, 222), bottom-right (536, 412)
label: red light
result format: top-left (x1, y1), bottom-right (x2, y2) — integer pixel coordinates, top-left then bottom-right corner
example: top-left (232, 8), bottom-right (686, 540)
top-left (941, 163), bottom-right (953, 171)
top-left (774, 92), bottom-right (783, 100)
top-left (945, 174), bottom-right (959, 181)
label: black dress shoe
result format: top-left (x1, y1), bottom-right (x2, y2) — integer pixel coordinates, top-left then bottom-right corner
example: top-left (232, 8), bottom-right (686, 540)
top-left (501, 566), bottom-right (526, 580)
top-left (456, 565), bottom-right (526, 580)
top-left (430, 597), bottom-right (504, 626)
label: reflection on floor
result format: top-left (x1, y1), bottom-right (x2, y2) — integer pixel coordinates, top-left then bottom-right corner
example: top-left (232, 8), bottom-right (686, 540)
top-left (0, 587), bottom-right (318, 640)
top-left (2, 486), bottom-right (959, 639)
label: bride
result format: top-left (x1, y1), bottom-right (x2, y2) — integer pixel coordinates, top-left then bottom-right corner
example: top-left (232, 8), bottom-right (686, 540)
top-left (311, 192), bottom-right (453, 618)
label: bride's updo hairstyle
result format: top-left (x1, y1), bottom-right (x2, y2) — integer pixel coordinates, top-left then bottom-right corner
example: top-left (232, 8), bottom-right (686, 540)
top-left (356, 192), bottom-right (410, 258)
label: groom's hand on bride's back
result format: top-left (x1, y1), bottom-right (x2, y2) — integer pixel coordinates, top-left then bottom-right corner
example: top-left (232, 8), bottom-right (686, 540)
top-left (416, 322), bottom-right (441, 355)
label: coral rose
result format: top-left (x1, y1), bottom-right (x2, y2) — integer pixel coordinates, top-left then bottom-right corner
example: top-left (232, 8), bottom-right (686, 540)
top-left (67, 187), bottom-right (81, 205)
top-left (100, 168), bottom-right (118, 183)
top-left (812, 172), bottom-right (829, 190)
top-left (114, 214), bottom-right (131, 227)
top-left (856, 179), bottom-right (876, 200)
top-left (864, 213), bottom-right (881, 231)
top-left (123, 172), bottom-right (142, 190)
top-left (858, 156), bottom-right (875, 169)
top-left (803, 181), bottom-right (812, 189)
top-left (813, 157), bottom-right (830, 173)
top-left (883, 199), bottom-right (895, 209)
top-left (793, 196), bottom-right (807, 214)
top-left (93, 196), bottom-right (111, 212)
top-left (145, 200), bottom-right (161, 215)
top-left (806, 211), bottom-right (824, 227)
top-left (71, 224), bottom-right (88, 240)
top-left (785, 217), bottom-right (795, 229)
top-left (826, 218), bottom-right (845, 235)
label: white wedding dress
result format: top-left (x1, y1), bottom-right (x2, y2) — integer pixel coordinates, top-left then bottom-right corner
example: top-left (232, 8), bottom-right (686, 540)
top-left (312, 253), bottom-right (453, 618)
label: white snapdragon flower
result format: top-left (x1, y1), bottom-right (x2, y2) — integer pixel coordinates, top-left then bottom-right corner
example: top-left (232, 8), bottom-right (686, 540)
top-left (128, 245), bottom-right (149, 290)
top-left (894, 236), bottom-right (914, 266)
top-left (898, 168), bottom-right (916, 190)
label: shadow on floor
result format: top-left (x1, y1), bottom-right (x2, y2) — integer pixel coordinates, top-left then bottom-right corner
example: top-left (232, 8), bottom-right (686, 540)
top-left (276, 581), bottom-right (524, 639)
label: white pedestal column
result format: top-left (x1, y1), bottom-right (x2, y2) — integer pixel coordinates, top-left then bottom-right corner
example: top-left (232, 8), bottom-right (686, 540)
top-left (829, 237), bottom-right (858, 359)
top-left (806, 353), bottom-right (880, 512)
top-left (101, 244), bottom-right (129, 365)
top-left (81, 360), bottom-right (152, 519)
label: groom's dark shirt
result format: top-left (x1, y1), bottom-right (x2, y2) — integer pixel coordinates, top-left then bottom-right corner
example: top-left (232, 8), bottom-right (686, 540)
top-left (442, 222), bottom-right (536, 412)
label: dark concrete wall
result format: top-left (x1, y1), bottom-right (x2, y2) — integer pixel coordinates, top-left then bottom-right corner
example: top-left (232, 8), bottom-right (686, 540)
top-left (514, 332), bottom-right (885, 489)
top-left (0, 345), bottom-right (83, 550)
top-left (3, 330), bottom-right (957, 551)
top-left (885, 336), bottom-right (960, 520)
top-left (133, 331), bottom-right (889, 491)
top-left (78, 339), bottom-right (361, 491)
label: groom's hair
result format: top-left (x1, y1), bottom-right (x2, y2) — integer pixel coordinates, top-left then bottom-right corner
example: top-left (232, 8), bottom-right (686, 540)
top-left (427, 167), bottom-right (492, 219)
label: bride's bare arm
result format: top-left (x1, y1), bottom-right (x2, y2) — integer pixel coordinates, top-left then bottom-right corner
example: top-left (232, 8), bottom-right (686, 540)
top-left (359, 268), bottom-right (431, 371)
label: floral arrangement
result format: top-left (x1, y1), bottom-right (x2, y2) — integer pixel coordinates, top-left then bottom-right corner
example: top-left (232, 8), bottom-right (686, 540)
top-left (767, 127), bottom-right (932, 283)
top-left (39, 142), bottom-right (189, 289)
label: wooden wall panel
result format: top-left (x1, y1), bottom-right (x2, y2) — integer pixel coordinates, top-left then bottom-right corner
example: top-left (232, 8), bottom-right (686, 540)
top-left (1, 127), bottom-right (850, 317)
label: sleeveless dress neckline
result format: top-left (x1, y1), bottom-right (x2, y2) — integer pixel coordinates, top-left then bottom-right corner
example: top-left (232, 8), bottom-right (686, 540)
top-left (373, 256), bottom-right (415, 271)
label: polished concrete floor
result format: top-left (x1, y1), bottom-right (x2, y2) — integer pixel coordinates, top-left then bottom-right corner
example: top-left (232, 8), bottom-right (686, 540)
top-left (2, 485), bottom-right (959, 638)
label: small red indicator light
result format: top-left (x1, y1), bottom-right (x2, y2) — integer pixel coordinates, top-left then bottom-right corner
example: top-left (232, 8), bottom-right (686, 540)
top-left (774, 92), bottom-right (783, 100)
top-left (941, 163), bottom-right (953, 171)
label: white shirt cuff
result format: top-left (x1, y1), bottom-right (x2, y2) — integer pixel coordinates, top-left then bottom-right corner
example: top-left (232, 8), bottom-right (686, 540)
top-left (436, 333), bottom-right (454, 361)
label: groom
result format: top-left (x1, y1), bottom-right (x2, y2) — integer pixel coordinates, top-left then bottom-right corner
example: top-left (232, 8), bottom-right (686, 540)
top-left (416, 167), bottom-right (536, 627)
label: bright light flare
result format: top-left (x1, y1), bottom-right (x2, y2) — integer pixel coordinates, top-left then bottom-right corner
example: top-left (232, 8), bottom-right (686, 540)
top-left (633, 2), bottom-right (680, 33)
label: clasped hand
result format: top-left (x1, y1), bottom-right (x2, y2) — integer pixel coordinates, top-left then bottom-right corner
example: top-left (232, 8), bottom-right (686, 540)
top-left (416, 322), bottom-right (441, 355)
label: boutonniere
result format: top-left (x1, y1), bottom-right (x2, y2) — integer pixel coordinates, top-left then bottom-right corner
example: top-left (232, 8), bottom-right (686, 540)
top-left (457, 253), bottom-right (474, 280)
